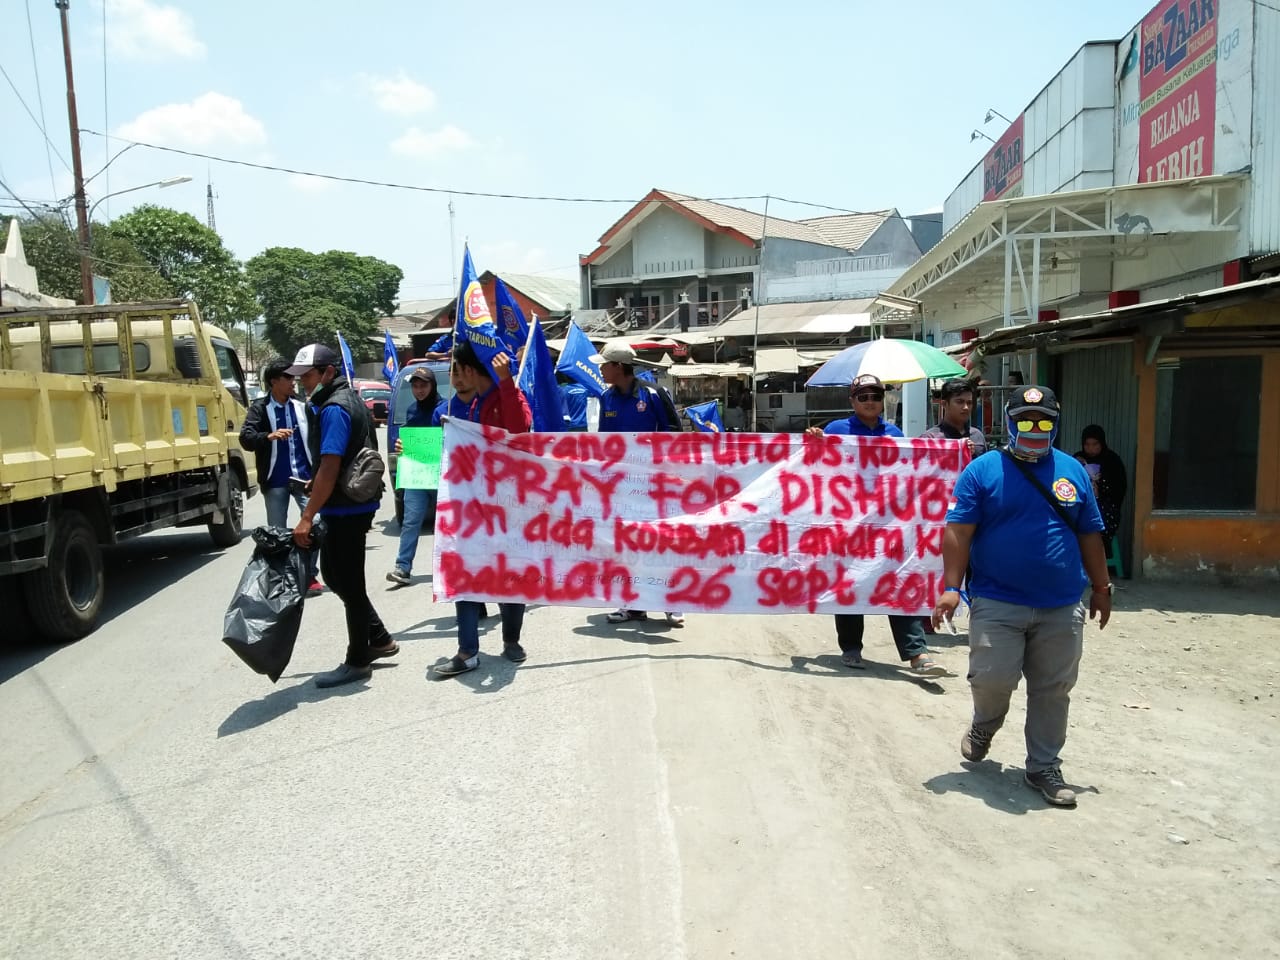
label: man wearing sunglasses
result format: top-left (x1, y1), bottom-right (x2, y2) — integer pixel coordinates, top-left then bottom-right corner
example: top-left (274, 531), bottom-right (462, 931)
top-left (805, 374), bottom-right (947, 677)
top-left (932, 384), bottom-right (1112, 807)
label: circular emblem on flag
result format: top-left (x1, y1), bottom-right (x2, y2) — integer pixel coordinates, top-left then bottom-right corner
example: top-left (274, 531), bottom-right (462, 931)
top-left (501, 305), bottom-right (519, 333)
top-left (464, 284), bottom-right (489, 327)
top-left (1024, 387), bottom-right (1043, 403)
top-left (1053, 478), bottom-right (1078, 502)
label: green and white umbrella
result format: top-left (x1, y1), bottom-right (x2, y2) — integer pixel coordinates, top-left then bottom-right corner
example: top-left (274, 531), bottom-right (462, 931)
top-left (804, 337), bottom-right (967, 386)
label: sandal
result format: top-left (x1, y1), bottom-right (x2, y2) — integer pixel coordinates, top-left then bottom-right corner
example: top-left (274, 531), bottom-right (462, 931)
top-left (910, 656), bottom-right (947, 678)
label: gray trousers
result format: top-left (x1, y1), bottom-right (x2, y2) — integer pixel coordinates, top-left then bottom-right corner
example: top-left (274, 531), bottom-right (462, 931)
top-left (967, 596), bottom-right (1085, 773)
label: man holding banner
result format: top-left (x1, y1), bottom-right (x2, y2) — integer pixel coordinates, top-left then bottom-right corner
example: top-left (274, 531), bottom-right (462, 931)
top-left (807, 374), bottom-right (946, 676)
top-left (591, 340), bottom-right (685, 628)
top-left (432, 340), bottom-right (533, 677)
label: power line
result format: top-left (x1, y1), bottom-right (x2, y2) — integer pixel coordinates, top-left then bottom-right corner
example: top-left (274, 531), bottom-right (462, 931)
top-left (0, 61), bottom-right (72, 175)
top-left (24, 0), bottom-right (58, 197)
top-left (79, 129), bottom-right (900, 218)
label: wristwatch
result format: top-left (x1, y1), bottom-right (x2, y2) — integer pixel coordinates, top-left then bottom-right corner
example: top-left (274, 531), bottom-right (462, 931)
top-left (1091, 582), bottom-right (1114, 597)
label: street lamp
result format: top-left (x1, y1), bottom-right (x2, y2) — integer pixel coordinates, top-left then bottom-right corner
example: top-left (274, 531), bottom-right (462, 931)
top-left (984, 108), bottom-right (1012, 125)
top-left (970, 130), bottom-right (996, 144)
top-left (82, 176), bottom-right (192, 302)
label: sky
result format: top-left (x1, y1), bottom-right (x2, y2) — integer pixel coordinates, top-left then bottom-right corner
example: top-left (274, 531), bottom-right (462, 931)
top-left (2, 0), bottom-right (1152, 306)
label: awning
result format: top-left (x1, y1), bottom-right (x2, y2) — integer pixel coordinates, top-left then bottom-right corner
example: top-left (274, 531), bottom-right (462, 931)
top-left (666, 362), bottom-right (751, 379)
top-left (709, 298), bottom-right (874, 338)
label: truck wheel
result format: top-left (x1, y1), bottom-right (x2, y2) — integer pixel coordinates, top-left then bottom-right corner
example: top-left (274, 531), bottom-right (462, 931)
top-left (22, 511), bottom-right (104, 641)
top-left (208, 471), bottom-right (244, 548)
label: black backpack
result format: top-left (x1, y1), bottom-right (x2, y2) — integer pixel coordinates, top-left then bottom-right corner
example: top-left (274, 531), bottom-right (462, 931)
top-left (644, 384), bottom-right (681, 432)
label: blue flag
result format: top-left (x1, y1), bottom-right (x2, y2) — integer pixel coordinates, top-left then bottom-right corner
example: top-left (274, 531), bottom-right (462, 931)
top-left (555, 319), bottom-right (606, 396)
top-left (382, 331), bottom-right (399, 381)
top-left (636, 367), bottom-right (657, 383)
top-left (516, 318), bottom-right (565, 432)
top-left (685, 400), bottom-right (725, 433)
top-left (453, 245), bottom-right (505, 380)
top-left (337, 332), bottom-right (356, 382)
top-left (560, 382), bottom-right (589, 429)
top-left (493, 277), bottom-right (530, 357)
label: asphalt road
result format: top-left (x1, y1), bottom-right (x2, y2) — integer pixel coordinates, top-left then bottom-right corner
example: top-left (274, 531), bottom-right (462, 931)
top-left (3, 494), bottom-right (1277, 959)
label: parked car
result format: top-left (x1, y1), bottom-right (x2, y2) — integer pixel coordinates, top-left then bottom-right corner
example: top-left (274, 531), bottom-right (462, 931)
top-left (386, 359), bottom-right (453, 525)
top-left (354, 378), bottom-right (393, 426)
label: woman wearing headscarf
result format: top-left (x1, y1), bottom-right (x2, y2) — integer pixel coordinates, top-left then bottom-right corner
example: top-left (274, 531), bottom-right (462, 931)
top-left (1075, 424), bottom-right (1127, 550)
top-left (387, 365), bottom-right (446, 585)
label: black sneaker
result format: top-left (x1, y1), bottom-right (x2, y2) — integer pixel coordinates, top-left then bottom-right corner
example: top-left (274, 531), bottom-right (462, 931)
top-left (960, 725), bottom-right (995, 762)
top-left (432, 655), bottom-right (478, 678)
top-left (1024, 768), bottom-right (1077, 807)
top-left (314, 663), bottom-right (373, 688)
top-left (503, 642), bottom-right (527, 663)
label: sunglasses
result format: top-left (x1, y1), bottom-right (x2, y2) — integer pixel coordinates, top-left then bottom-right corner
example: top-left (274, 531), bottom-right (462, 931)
top-left (1015, 419), bottom-right (1056, 432)
top-left (853, 392), bottom-right (884, 402)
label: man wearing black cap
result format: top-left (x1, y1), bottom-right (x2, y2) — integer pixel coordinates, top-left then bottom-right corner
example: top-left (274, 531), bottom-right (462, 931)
top-left (933, 384), bottom-right (1112, 807)
top-left (804, 375), bottom-right (947, 677)
top-left (287, 343), bottom-right (398, 688)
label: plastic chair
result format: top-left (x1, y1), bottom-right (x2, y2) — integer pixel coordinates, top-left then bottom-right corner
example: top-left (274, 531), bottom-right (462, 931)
top-left (1105, 538), bottom-right (1125, 579)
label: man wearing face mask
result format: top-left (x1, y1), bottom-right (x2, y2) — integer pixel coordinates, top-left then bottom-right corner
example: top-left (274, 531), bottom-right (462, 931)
top-left (932, 385), bottom-right (1111, 807)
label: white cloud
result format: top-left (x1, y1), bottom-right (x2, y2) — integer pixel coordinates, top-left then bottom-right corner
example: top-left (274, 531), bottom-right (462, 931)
top-left (105, 0), bottom-right (206, 60)
top-left (116, 93), bottom-right (267, 148)
top-left (287, 173), bottom-right (335, 193)
top-left (390, 125), bottom-right (474, 158)
top-left (360, 72), bottom-right (437, 115)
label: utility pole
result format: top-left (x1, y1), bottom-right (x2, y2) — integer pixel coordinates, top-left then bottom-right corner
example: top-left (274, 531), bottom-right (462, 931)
top-left (56, 0), bottom-right (93, 305)
top-left (448, 198), bottom-right (458, 292)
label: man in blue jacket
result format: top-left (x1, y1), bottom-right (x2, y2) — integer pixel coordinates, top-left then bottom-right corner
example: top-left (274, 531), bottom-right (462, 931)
top-left (933, 385), bottom-right (1112, 807)
top-left (806, 374), bottom-right (946, 676)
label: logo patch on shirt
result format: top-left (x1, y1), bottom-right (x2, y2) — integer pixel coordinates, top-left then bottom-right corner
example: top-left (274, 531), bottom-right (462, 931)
top-left (1053, 478), bottom-right (1078, 503)
top-left (636, 400), bottom-right (647, 412)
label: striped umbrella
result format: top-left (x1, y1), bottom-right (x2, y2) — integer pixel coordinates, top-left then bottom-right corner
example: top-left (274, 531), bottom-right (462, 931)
top-left (804, 337), bottom-right (968, 386)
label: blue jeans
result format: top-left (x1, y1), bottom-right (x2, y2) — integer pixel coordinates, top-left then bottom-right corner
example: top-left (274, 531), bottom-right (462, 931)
top-left (263, 484), bottom-right (318, 579)
top-left (456, 600), bottom-right (524, 658)
top-left (394, 488), bottom-right (437, 574)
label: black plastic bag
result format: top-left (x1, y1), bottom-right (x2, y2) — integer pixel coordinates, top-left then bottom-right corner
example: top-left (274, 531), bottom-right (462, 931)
top-left (221, 523), bottom-right (323, 682)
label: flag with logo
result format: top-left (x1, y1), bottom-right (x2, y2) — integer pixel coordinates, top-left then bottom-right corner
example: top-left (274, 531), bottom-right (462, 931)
top-left (493, 277), bottom-right (530, 357)
top-left (685, 400), bottom-right (725, 433)
top-left (337, 332), bottom-right (356, 382)
top-left (517, 317), bottom-right (566, 432)
top-left (453, 245), bottom-right (504, 380)
top-left (554, 319), bottom-right (606, 396)
top-left (382, 331), bottom-right (399, 381)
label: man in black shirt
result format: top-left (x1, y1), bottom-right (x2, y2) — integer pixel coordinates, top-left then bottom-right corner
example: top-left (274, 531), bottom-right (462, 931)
top-left (923, 379), bottom-right (987, 457)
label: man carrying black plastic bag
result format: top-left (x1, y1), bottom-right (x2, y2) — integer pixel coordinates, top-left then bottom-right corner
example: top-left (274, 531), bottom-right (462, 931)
top-left (222, 524), bottom-right (323, 682)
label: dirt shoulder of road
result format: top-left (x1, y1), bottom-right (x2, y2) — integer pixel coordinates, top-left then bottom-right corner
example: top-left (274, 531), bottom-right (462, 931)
top-left (642, 579), bottom-right (1280, 959)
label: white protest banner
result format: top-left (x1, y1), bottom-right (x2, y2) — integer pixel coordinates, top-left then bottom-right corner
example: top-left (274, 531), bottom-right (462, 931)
top-left (432, 420), bottom-right (969, 616)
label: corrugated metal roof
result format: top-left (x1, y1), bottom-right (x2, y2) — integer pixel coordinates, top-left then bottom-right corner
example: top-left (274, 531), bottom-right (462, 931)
top-left (799, 211), bottom-right (894, 250)
top-left (490, 273), bottom-right (579, 314)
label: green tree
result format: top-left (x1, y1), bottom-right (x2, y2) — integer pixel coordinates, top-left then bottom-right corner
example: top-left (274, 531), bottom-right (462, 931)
top-left (109, 205), bottom-right (257, 331)
top-left (245, 247), bottom-right (403, 360)
top-left (1, 213), bottom-right (173, 303)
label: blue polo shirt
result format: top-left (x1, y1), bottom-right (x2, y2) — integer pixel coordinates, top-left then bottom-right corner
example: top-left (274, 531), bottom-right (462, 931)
top-left (600, 381), bottom-right (670, 432)
top-left (265, 399), bottom-right (311, 488)
top-left (824, 415), bottom-right (902, 437)
top-left (948, 448), bottom-right (1105, 608)
top-left (314, 404), bottom-right (378, 517)
top-left (403, 398), bottom-right (444, 428)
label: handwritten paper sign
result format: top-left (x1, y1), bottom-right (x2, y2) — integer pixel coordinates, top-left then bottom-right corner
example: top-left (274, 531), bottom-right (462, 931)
top-left (431, 420), bottom-right (969, 615)
top-left (395, 427), bottom-right (443, 490)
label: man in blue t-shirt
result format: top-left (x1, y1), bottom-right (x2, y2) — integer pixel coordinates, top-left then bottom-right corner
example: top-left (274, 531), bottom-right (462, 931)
top-left (805, 374), bottom-right (947, 676)
top-left (288, 343), bottom-right (398, 689)
top-left (933, 384), bottom-right (1112, 808)
top-left (591, 339), bottom-right (684, 627)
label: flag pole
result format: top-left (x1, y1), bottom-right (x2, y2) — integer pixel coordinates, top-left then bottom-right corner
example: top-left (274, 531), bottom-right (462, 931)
top-left (750, 194), bottom-right (770, 432)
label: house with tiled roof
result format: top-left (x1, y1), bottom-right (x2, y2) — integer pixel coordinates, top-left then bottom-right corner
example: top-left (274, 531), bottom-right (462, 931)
top-left (578, 188), bottom-right (933, 332)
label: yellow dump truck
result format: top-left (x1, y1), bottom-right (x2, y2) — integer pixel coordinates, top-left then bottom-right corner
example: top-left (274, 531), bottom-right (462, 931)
top-left (0, 299), bottom-right (257, 640)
